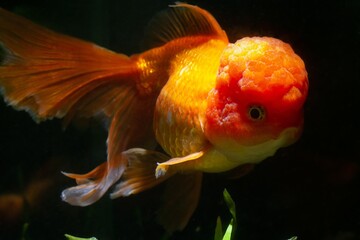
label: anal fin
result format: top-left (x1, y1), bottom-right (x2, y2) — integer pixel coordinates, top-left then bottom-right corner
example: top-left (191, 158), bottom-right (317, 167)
top-left (110, 148), bottom-right (172, 198)
top-left (61, 92), bottom-right (156, 206)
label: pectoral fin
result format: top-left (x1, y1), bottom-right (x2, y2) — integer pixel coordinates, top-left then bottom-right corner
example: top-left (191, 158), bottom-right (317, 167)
top-left (155, 151), bottom-right (205, 178)
top-left (224, 164), bottom-right (255, 179)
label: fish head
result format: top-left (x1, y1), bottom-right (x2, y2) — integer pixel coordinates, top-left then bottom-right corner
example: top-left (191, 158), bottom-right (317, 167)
top-left (205, 37), bottom-right (308, 163)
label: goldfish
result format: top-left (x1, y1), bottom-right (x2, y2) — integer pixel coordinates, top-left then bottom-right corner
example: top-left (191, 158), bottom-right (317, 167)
top-left (0, 3), bottom-right (308, 232)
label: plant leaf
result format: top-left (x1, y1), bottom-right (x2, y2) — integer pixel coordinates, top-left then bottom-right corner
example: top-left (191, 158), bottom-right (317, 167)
top-left (64, 234), bottom-right (98, 240)
top-left (222, 218), bottom-right (233, 240)
top-left (223, 189), bottom-right (236, 222)
top-left (214, 216), bottom-right (223, 240)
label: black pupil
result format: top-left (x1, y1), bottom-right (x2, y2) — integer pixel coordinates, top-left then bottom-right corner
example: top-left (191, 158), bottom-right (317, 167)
top-left (249, 107), bottom-right (261, 120)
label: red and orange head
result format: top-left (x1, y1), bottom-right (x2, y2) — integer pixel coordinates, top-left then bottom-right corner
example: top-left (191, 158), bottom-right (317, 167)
top-left (205, 37), bottom-right (308, 151)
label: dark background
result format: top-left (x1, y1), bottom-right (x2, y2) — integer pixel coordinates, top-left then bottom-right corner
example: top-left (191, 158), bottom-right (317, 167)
top-left (0, 0), bottom-right (359, 239)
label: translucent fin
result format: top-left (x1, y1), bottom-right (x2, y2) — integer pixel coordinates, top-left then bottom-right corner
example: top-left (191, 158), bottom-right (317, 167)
top-left (225, 164), bottom-right (255, 179)
top-left (110, 148), bottom-right (172, 198)
top-left (0, 8), bottom-right (137, 122)
top-left (157, 172), bottom-right (203, 232)
top-left (155, 151), bottom-right (205, 178)
top-left (0, 8), bottom-right (156, 206)
top-left (144, 3), bottom-right (228, 48)
top-left (61, 90), bottom-right (157, 206)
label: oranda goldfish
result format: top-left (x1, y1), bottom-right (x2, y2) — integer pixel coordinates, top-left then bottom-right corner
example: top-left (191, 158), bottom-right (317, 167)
top-left (0, 3), bottom-right (308, 232)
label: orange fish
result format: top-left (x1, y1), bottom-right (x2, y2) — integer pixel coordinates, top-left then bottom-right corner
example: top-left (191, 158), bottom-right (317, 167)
top-left (0, 3), bottom-right (308, 231)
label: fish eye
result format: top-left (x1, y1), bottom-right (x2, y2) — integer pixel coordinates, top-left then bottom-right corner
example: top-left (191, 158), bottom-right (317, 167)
top-left (248, 105), bottom-right (265, 121)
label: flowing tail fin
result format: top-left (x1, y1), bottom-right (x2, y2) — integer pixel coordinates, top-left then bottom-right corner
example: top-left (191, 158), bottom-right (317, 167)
top-left (0, 8), bottom-right (137, 122)
top-left (0, 8), bottom-right (153, 206)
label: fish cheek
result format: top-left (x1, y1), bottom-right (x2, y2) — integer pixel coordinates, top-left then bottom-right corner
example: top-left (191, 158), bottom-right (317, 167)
top-left (205, 89), bottom-right (253, 145)
top-left (205, 100), bottom-right (276, 148)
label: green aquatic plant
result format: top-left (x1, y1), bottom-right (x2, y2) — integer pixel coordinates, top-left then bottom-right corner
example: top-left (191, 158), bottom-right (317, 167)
top-left (214, 189), bottom-right (298, 240)
top-left (64, 234), bottom-right (98, 240)
top-left (21, 223), bottom-right (30, 240)
top-left (214, 189), bottom-right (237, 240)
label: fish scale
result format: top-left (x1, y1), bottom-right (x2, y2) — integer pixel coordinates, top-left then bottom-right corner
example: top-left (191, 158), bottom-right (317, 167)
top-left (154, 39), bottom-right (227, 157)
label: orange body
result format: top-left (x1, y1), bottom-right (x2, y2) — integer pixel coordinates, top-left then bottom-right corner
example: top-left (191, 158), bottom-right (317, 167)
top-left (0, 4), bottom-right (308, 232)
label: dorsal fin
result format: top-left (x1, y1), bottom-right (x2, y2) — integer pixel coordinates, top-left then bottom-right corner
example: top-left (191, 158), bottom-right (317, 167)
top-left (144, 3), bottom-right (228, 48)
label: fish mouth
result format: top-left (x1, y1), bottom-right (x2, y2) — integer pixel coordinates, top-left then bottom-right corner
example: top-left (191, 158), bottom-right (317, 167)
top-left (197, 127), bottom-right (302, 173)
top-left (274, 126), bottom-right (302, 147)
top-left (216, 127), bottom-right (302, 166)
